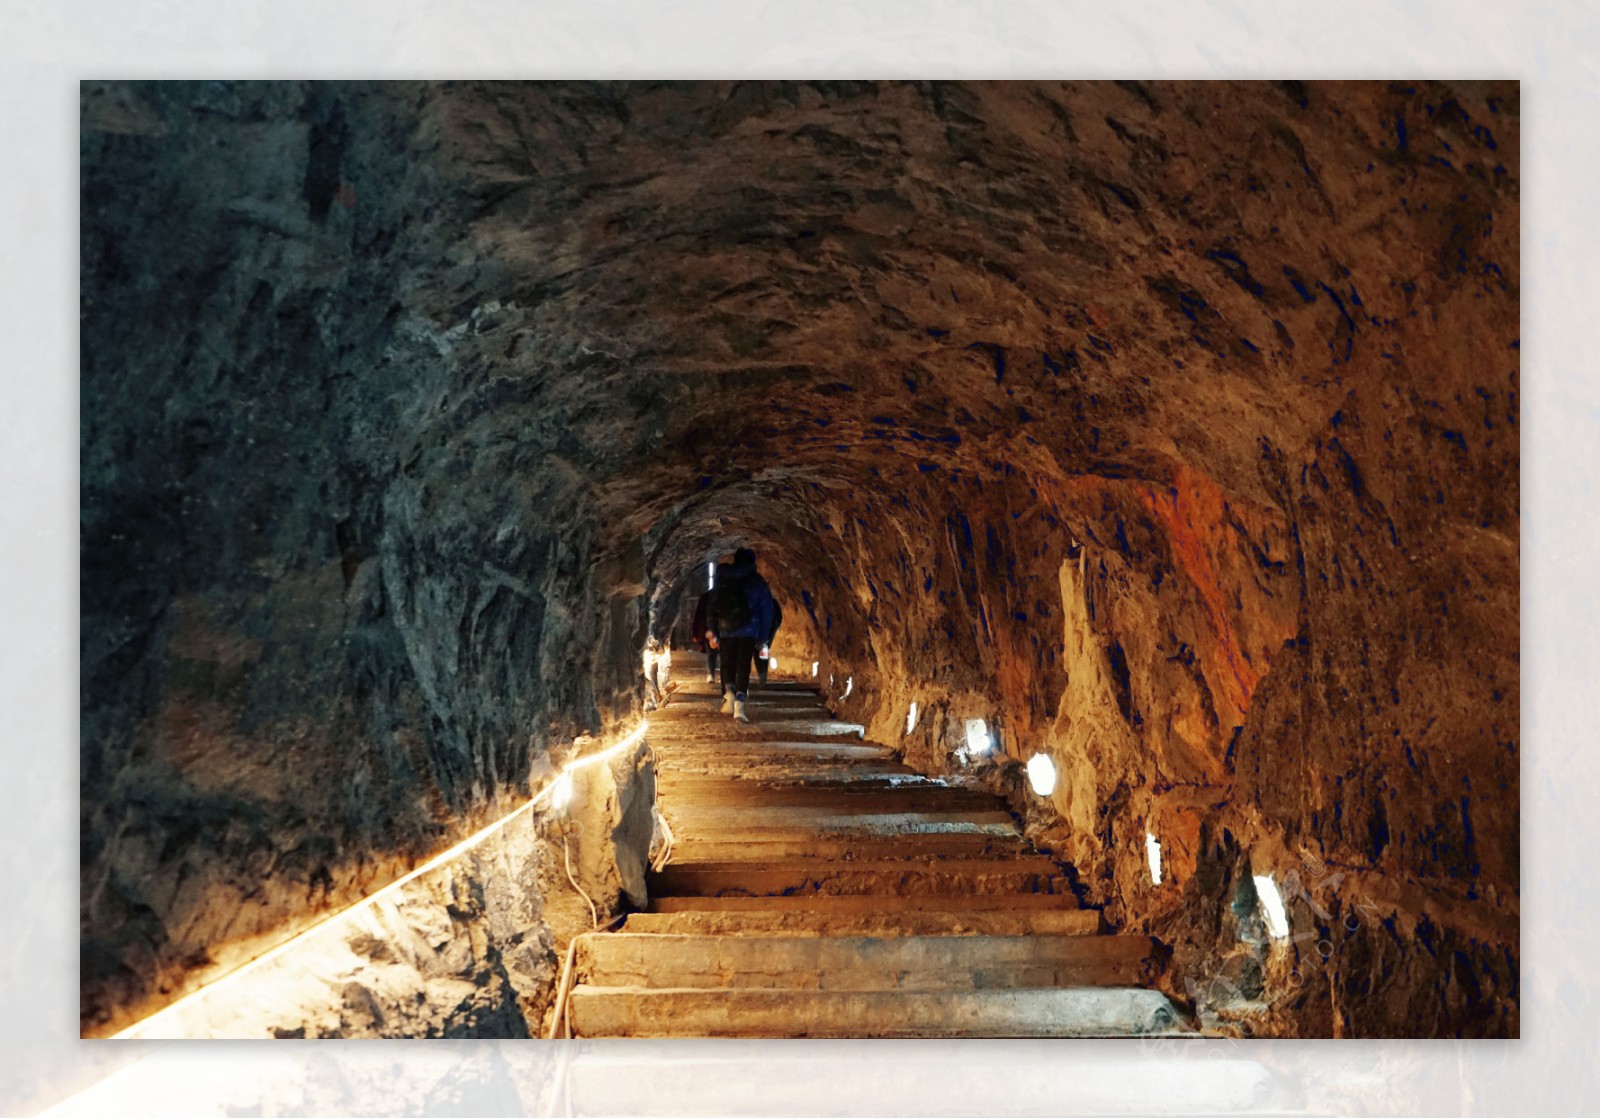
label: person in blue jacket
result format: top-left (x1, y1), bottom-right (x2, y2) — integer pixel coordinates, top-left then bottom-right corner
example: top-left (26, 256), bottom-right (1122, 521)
top-left (707, 547), bottom-right (776, 723)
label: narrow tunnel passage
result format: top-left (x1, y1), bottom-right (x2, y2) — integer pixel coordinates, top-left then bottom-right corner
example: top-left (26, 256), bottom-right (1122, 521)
top-left (80, 79), bottom-right (1518, 1041)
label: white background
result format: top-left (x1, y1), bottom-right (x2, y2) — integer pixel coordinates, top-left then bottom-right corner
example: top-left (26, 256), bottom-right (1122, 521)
top-left (2, 2), bottom-right (1586, 1114)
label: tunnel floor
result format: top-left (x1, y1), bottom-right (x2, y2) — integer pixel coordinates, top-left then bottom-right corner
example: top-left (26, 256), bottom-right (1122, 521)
top-left (561, 652), bottom-right (1179, 1038)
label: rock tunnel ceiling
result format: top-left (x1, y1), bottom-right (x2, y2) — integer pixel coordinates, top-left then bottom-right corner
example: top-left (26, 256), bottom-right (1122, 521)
top-left (81, 80), bottom-right (1518, 1038)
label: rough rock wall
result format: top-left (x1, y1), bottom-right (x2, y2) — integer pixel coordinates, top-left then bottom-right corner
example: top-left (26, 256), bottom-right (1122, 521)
top-left (115, 741), bottom-right (652, 1039)
top-left (80, 81), bottom-right (653, 1034)
top-left (83, 80), bottom-right (1517, 1037)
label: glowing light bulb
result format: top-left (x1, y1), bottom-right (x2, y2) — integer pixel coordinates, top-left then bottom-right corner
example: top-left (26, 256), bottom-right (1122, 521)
top-left (964, 719), bottom-right (991, 756)
top-left (1253, 874), bottom-right (1289, 939)
top-left (708, 561), bottom-right (715, 588)
top-left (842, 676), bottom-right (853, 699)
top-left (1146, 832), bottom-right (1163, 885)
top-left (1026, 753), bottom-right (1056, 796)
top-left (549, 773), bottom-right (574, 813)
top-left (812, 661), bottom-right (819, 677)
top-left (905, 701), bottom-right (919, 735)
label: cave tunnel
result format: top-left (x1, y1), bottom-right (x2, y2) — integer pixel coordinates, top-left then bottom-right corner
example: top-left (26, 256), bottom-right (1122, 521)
top-left (80, 79), bottom-right (1519, 1041)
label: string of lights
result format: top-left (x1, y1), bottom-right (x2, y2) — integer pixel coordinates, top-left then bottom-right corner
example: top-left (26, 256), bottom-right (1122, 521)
top-left (109, 718), bottom-right (650, 1040)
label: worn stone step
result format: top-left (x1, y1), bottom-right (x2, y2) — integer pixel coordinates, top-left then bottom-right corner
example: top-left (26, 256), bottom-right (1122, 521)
top-left (653, 780), bottom-right (999, 812)
top-left (663, 804), bottom-right (1017, 832)
top-left (567, 985), bottom-right (1181, 1038)
top-left (623, 907), bottom-right (1104, 937)
top-left (650, 734), bottom-right (880, 748)
top-left (657, 724), bottom-right (870, 744)
top-left (578, 933), bottom-right (1157, 990)
top-left (667, 679), bottom-right (820, 693)
top-left (647, 891), bottom-right (1083, 915)
top-left (652, 738), bottom-right (891, 758)
top-left (667, 694), bottom-right (824, 708)
top-left (668, 833), bottom-right (1028, 863)
top-left (657, 740), bottom-right (883, 754)
top-left (643, 890), bottom-right (1081, 915)
top-left (655, 765), bottom-right (912, 783)
top-left (649, 856), bottom-right (1070, 898)
top-left (660, 765), bottom-right (920, 787)
top-left (653, 696), bottom-right (835, 712)
top-left (654, 704), bottom-right (835, 722)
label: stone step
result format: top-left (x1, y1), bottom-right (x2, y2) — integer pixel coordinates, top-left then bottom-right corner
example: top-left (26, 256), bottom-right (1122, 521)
top-left (662, 804), bottom-right (1017, 832)
top-left (668, 832), bottom-right (1027, 863)
top-left (652, 741), bottom-right (887, 760)
top-left (653, 780), bottom-right (998, 812)
top-left (578, 933), bottom-right (1157, 990)
top-left (666, 677), bottom-right (820, 692)
top-left (651, 740), bottom-right (894, 762)
top-left (567, 985), bottom-right (1181, 1038)
top-left (653, 693), bottom-right (833, 708)
top-left (667, 691), bottom-right (824, 705)
top-left (659, 764), bottom-right (920, 784)
top-left (653, 724), bottom-right (870, 744)
top-left (663, 704), bottom-right (830, 715)
top-left (623, 907), bottom-right (1104, 937)
top-left (656, 768), bottom-right (912, 785)
top-left (647, 892), bottom-right (1083, 915)
top-left (649, 856), bottom-right (1071, 898)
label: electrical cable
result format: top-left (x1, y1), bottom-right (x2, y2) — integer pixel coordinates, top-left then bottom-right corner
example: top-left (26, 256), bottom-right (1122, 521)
top-left (562, 832), bottom-right (599, 930)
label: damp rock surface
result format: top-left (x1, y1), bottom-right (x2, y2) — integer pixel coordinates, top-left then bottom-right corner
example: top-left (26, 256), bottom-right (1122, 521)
top-left (81, 80), bottom-right (1518, 1037)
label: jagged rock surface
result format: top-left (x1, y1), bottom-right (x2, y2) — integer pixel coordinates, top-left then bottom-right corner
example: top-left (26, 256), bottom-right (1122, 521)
top-left (81, 80), bottom-right (1518, 1037)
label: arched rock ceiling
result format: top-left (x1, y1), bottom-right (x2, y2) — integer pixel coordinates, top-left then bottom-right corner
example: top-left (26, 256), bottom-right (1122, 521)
top-left (409, 78), bottom-right (1514, 572)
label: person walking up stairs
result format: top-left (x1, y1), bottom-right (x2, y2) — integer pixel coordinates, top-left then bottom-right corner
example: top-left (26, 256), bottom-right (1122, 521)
top-left (708, 548), bottom-right (776, 724)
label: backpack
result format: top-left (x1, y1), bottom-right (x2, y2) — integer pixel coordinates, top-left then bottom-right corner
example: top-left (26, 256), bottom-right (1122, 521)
top-left (714, 574), bottom-right (753, 632)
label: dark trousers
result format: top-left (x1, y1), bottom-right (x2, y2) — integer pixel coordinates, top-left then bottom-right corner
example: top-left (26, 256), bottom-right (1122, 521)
top-left (719, 635), bottom-right (757, 697)
top-left (705, 647), bottom-right (719, 675)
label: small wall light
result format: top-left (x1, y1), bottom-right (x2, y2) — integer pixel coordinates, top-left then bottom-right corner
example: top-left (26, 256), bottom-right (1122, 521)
top-left (549, 773), bottom-right (575, 815)
top-left (1026, 753), bottom-right (1057, 796)
top-left (964, 719), bottom-right (992, 757)
top-left (1253, 874), bottom-right (1290, 940)
top-left (1146, 832), bottom-right (1163, 885)
top-left (812, 661), bottom-right (819, 677)
top-left (841, 676), bottom-right (853, 699)
top-left (905, 701), bottom-right (919, 735)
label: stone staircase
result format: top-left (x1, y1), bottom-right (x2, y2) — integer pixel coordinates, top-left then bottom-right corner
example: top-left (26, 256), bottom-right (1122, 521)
top-left (561, 654), bottom-right (1182, 1038)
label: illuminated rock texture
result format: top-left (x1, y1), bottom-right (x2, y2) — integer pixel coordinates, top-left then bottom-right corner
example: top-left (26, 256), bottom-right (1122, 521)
top-left (81, 80), bottom-right (1517, 1037)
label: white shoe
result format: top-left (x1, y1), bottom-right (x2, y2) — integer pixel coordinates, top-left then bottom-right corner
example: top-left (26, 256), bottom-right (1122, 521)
top-left (705, 673), bottom-right (714, 683)
top-left (719, 692), bottom-right (734, 715)
top-left (734, 698), bottom-right (750, 723)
